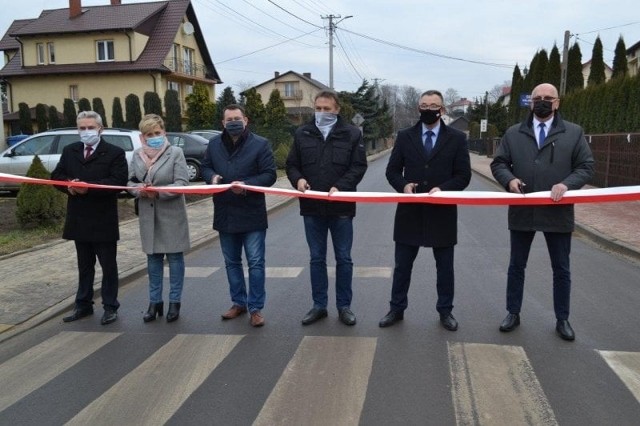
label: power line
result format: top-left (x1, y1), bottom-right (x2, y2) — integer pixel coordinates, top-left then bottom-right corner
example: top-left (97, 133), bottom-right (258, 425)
top-left (334, 31), bottom-right (364, 81)
top-left (238, 0), bottom-right (313, 35)
top-left (576, 21), bottom-right (640, 36)
top-left (339, 27), bottom-right (513, 68)
top-left (266, 0), bottom-right (323, 29)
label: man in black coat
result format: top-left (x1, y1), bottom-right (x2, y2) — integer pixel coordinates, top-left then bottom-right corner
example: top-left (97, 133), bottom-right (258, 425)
top-left (379, 90), bottom-right (471, 331)
top-left (51, 111), bottom-right (128, 325)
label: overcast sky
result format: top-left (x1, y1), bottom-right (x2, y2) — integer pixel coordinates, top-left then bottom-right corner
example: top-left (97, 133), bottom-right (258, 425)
top-left (2, 0), bottom-right (640, 101)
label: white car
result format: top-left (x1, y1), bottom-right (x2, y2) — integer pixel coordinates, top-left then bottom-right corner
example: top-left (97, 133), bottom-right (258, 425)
top-left (0, 128), bottom-right (142, 192)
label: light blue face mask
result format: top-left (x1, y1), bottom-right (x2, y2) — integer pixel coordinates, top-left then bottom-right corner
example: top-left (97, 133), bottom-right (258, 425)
top-left (146, 135), bottom-right (165, 149)
top-left (315, 112), bottom-right (338, 127)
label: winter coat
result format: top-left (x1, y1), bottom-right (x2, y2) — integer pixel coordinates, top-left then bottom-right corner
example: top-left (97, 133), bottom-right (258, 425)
top-left (51, 139), bottom-right (128, 242)
top-left (200, 130), bottom-right (276, 233)
top-left (127, 145), bottom-right (191, 254)
top-left (286, 116), bottom-right (367, 217)
top-left (490, 113), bottom-right (595, 232)
top-left (386, 120), bottom-right (471, 247)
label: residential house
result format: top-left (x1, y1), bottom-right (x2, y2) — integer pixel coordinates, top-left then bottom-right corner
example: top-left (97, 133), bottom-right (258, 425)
top-left (0, 0), bottom-right (220, 136)
top-left (581, 59), bottom-right (613, 86)
top-left (626, 40), bottom-right (640, 77)
top-left (243, 71), bottom-right (330, 124)
top-left (447, 97), bottom-right (473, 118)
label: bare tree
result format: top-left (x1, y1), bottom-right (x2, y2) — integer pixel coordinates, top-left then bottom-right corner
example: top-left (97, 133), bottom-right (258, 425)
top-left (396, 85), bottom-right (421, 130)
top-left (488, 81), bottom-right (511, 103)
top-left (444, 88), bottom-right (460, 108)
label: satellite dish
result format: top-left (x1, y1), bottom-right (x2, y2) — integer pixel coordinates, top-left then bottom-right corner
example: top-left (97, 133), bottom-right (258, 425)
top-left (182, 22), bottom-right (194, 36)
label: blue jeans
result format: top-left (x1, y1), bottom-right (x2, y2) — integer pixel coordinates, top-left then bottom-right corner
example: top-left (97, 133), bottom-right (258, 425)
top-left (147, 252), bottom-right (185, 304)
top-left (506, 230), bottom-right (572, 320)
top-left (219, 230), bottom-right (266, 313)
top-left (303, 216), bottom-right (354, 310)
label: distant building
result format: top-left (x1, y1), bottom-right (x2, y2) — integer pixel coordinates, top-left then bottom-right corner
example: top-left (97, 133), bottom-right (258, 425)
top-left (0, 0), bottom-right (220, 135)
top-left (447, 97), bottom-right (473, 117)
top-left (581, 59), bottom-right (613, 86)
top-left (243, 71), bottom-right (330, 124)
top-left (626, 40), bottom-right (640, 77)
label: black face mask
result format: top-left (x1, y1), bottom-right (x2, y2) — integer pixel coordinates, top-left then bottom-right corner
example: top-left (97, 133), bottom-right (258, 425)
top-left (533, 100), bottom-right (554, 119)
top-left (419, 109), bottom-right (441, 125)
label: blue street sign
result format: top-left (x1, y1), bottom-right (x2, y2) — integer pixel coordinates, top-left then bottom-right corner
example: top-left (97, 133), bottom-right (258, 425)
top-left (519, 94), bottom-right (531, 107)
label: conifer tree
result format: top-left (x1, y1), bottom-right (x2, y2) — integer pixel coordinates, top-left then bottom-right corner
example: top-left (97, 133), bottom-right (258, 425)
top-left (125, 93), bottom-right (142, 129)
top-left (262, 89), bottom-right (292, 150)
top-left (111, 97), bottom-right (125, 128)
top-left (566, 43), bottom-right (584, 93)
top-left (48, 105), bottom-right (61, 129)
top-left (214, 86), bottom-right (238, 130)
top-left (77, 98), bottom-right (91, 112)
top-left (545, 44), bottom-right (562, 89)
top-left (242, 87), bottom-right (266, 132)
top-left (16, 155), bottom-right (65, 229)
top-left (185, 83), bottom-right (215, 130)
top-left (587, 36), bottom-right (606, 86)
top-left (508, 64), bottom-right (524, 125)
top-left (611, 36), bottom-right (628, 79)
top-left (143, 91), bottom-right (163, 115)
top-left (18, 102), bottom-right (32, 134)
top-left (92, 98), bottom-right (108, 127)
top-left (164, 90), bottom-right (182, 131)
top-left (63, 98), bottom-right (77, 127)
top-left (35, 103), bottom-right (48, 133)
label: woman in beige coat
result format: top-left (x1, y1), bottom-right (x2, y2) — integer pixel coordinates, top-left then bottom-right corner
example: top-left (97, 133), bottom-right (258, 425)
top-left (128, 114), bottom-right (190, 322)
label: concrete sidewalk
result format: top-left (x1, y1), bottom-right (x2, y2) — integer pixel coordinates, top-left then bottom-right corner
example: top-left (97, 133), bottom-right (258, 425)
top-left (1, 151), bottom-right (638, 341)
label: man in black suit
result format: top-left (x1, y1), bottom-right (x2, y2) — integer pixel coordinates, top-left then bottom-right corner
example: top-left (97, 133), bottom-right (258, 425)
top-left (379, 90), bottom-right (471, 331)
top-left (52, 111), bottom-right (128, 325)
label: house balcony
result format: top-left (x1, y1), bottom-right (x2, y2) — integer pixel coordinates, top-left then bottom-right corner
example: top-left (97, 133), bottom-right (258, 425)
top-left (165, 59), bottom-right (209, 80)
top-left (282, 90), bottom-right (303, 100)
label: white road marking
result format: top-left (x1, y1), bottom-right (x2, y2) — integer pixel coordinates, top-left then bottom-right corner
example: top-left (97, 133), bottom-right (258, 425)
top-left (65, 334), bottom-right (243, 426)
top-left (253, 336), bottom-right (377, 426)
top-left (0, 331), bottom-right (120, 412)
top-left (448, 342), bottom-right (557, 426)
top-left (598, 350), bottom-right (640, 402)
top-left (164, 266), bottom-right (219, 278)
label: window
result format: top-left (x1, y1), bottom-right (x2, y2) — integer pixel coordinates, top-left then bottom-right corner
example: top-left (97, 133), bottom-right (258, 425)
top-left (69, 85), bottom-right (79, 102)
top-left (96, 40), bottom-right (115, 62)
top-left (101, 135), bottom-right (134, 151)
top-left (172, 44), bottom-right (180, 71)
top-left (14, 136), bottom-right (55, 156)
top-left (185, 84), bottom-right (193, 95)
top-left (183, 47), bottom-right (194, 75)
top-left (284, 82), bottom-right (297, 98)
top-left (36, 43), bottom-right (45, 65)
top-left (168, 81), bottom-right (180, 97)
top-left (47, 42), bottom-right (55, 64)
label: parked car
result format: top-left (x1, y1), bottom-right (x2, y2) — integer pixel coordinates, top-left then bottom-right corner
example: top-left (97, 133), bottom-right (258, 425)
top-left (165, 132), bottom-right (210, 181)
top-left (188, 129), bottom-right (221, 141)
top-left (6, 134), bottom-right (31, 147)
top-left (0, 128), bottom-right (142, 192)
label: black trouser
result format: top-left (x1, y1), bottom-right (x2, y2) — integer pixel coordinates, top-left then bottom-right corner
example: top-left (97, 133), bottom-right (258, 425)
top-left (389, 242), bottom-right (455, 315)
top-left (74, 240), bottom-right (120, 310)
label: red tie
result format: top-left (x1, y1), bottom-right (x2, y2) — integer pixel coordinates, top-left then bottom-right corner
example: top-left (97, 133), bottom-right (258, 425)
top-left (84, 146), bottom-right (93, 159)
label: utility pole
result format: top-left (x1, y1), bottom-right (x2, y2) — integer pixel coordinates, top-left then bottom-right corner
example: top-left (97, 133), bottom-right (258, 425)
top-left (560, 30), bottom-right (571, 96)
top-left (322, 14), bottom-right (352, 90)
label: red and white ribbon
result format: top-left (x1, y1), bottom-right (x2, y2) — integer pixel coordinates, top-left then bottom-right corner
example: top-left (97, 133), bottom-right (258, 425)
top-left (2, 172), bottom-right (639, 206)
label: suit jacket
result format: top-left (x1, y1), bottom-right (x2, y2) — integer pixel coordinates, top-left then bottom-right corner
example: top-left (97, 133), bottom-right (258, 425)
top-left (386, 120), bottom-right (471, 247)
top-left (51, 139), bottom-right (128, 242)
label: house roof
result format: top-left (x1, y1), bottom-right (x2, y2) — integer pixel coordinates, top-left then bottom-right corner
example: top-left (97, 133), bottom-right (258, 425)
top-left (242, 70), bottom-right (330, 95)
top-left (0, 0), bottom-right (220, 82)
top-left (0, 19), bottom-right (36, 51)
top-left (626, 40), bottom-right (640, 55)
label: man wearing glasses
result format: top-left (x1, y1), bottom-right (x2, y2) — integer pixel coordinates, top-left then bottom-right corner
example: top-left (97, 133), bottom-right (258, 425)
top-left (490, 83), bottom-right (594, 341)
top-left (380, 90), bottom-right (471, 331)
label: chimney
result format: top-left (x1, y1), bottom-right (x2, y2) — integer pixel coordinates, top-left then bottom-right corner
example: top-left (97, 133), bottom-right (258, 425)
top-left (303, 72), bottom-right (311, 78)
top-left (69, 0), bottom-right (82, 19)
top-left (274, 71), bottom-right (280, 78)
top-left (111, 0), bottom-right (121, 5)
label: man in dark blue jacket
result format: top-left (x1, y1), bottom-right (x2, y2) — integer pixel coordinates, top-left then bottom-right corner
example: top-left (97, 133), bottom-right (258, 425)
top-left (201, 104), bottom-right (276, 327)
top-left (286, 90), bottom-right (367, 326)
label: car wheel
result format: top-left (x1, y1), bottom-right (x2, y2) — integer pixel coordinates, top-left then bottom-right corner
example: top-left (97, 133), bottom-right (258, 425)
top-left (186, 161), bottom-right (200, 182)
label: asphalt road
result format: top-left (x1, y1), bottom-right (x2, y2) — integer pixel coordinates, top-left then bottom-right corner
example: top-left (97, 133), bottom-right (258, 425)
top-left (1, 153), bottom-right (639, 425)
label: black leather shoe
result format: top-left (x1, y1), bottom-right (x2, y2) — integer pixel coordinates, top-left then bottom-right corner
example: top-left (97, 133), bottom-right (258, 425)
top-left (556, 320), bottom-right (575, 341)
top-left (378, 310), bottom-right (404, 328)
top-left (499, 313), bottom-right (520, 332)
top-left (166, 302), bottom-right (181, 323)
top-left (440, 313), bottom-right (458, 331)
top-left (143, 302), bottom-right (164, 323)
top-left (63, 307), bottom-right (94, 323)
top-left (338, 307), bottom-right (356, 326)
top-left (101, 309), bottom-right (118, 325)
top-left (301, 308), bottom-right (328, 325)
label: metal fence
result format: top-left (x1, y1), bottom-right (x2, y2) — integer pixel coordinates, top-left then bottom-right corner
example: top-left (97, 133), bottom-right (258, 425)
top-left (469, 133), bottom-right (640, 188)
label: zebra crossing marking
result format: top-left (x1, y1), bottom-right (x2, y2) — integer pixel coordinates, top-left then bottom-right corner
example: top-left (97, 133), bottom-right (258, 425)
top-left (598, 350), bottom-right (640, 401)
top-left (0, 331), bottom-right (120, 412)
top-left (65, 334), bottom-right (244, 425)
top-left (254, 336), bottom-right (377, 426)
top-left (164, 266), bottom-right (219, 278)
top-left (448, 342), bottom-right (558, 426)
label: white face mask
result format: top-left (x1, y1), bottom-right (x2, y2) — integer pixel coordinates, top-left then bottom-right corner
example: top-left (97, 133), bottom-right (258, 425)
top-left (79, 129), bottom-right (100, 146)
top-left (315, 112), bottom-right (338, 127)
